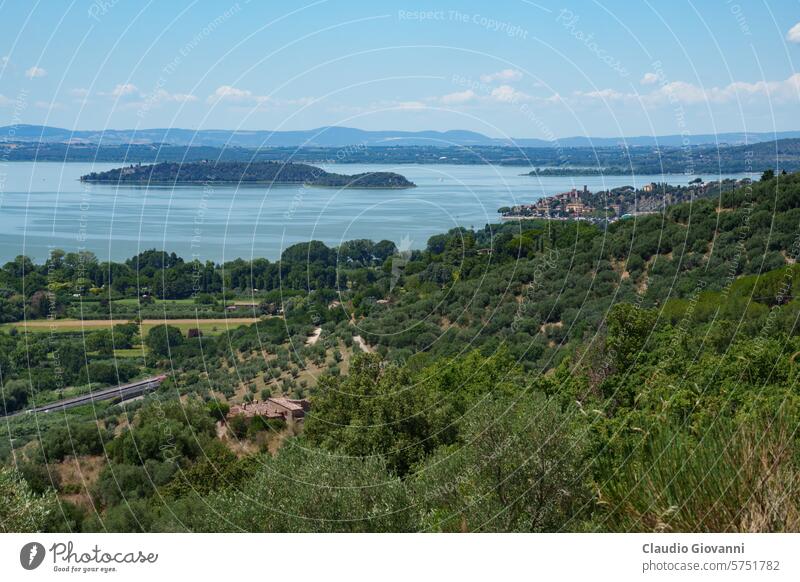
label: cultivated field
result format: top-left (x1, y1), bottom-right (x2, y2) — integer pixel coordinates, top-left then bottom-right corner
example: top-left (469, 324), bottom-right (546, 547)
top-left (1, 318), bottom-right (260, 335)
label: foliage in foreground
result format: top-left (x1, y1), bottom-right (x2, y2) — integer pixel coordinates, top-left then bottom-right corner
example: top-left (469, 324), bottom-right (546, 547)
top-left (0, 466), bottom-right (57, 533)
top-left (599, 412), bottom-right (800, 532)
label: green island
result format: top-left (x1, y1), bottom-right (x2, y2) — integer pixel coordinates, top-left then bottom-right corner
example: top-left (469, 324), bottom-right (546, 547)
top-left (2, 170), bottom-right (800, 533)
top-left (79, 161), bottom-right (416, 189)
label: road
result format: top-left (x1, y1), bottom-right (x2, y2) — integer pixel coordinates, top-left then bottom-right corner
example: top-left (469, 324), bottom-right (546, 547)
top-left (1, 375), bottom-right (168, 418)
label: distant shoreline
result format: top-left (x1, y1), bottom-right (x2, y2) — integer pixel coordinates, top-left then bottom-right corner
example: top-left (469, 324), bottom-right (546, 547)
top-left (2, 159), bottom-right (734, 178)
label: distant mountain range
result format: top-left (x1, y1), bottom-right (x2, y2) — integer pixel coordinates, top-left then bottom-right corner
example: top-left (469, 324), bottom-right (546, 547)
top-left (4, 124), bottom-right (800, 148)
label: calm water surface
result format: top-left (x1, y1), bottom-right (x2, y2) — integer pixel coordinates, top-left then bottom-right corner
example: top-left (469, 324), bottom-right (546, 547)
top-left (0, 162), bottom-right (749, 262)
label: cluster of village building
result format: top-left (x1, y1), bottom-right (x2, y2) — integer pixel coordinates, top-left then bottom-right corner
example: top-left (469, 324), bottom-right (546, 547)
top-left (501, 185), bottom-right (622, 223)
top-left (500, 178), bottom-right (749, 224)
top-left (228, 397), bottom-right (310, 421)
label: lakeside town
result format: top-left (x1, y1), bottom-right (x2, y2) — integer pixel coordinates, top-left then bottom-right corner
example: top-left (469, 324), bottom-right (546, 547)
top-left (498, 176), bottom-right (753, 224)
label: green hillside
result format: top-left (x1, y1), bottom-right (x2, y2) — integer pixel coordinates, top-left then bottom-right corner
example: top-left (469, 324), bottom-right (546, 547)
top-left (2, 171), bottom-right (800, 533)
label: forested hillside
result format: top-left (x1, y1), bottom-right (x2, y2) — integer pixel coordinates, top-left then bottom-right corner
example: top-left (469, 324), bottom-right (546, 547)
top-left (2, 172), bottom-right (799, 533)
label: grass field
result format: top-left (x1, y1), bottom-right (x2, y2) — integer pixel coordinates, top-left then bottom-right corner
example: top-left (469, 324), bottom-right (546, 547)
top-left (111, 298), bottom-right (197, 306)
top-left (1, 318), bottom-right (259, 335)
top-left (113, 347), bottom-right (148, 358)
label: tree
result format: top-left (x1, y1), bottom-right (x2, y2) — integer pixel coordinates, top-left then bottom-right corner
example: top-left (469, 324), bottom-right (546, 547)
top-left (761, 169), bottom-right (775, 182)
top-left (373, 240), bottom-right (397, 263)
top-left (56, 341), bottom-right (88, 380)
top-left (112, 322), bottom-right (140, 349)
top-left (413, 393), bottom-right (591, 532)
top-left (107, 400), bottom-right (215, 465)
top-left (1, 378), bottom-right (30, 414)
top-left (18, 462), bottom-right (61, 495)
top-left (27, 290), bottom-right (50, 319)
top-left (41, 423), bottom-right (110, 461)
top-left (187, 445), bottom-right (412, 532)
top-left (0, 467), bottom-right (56, 532)
top-left (86, 330), bottom-right (114, 356)
top-left (93, 461), bottom-right (176, 507)
top-left (145, 324), bottom-right (184, 357)
top-left (304, 350), bottom-right (521, 475)
top-left (605, 303), bottom-right (657, 371)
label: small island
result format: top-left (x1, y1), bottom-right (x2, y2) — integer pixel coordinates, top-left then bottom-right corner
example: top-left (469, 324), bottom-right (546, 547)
top-left (80, 161), bottom-right (415, 189)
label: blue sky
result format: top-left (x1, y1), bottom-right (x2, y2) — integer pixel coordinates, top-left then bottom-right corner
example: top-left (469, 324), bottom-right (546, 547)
top-left (1, 0), bottom-right (799, 138)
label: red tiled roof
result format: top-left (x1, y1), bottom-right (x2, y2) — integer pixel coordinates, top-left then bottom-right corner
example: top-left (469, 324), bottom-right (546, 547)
top-left (227, 397), bottom-right (310, 420)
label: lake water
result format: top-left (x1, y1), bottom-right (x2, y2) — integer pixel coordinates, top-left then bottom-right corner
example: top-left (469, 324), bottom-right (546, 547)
top-left (0, 162), bottom-right (749, 263)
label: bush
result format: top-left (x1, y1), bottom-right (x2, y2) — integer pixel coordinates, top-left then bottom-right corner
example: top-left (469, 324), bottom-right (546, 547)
top-left (87, 359), bottom-right (138, 385)
top-left (206, 401), bottom-right (229, 421)
top-left (41, 423), bottom-right (110, 461)
top-left (19, 462), bottom-right (61, 495)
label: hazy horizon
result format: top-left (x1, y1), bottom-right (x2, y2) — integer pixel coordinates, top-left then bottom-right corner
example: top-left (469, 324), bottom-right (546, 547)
top-left (6, 122), bottom-right (800, 145)
top-left (3, 1), bottom-right (800, 138)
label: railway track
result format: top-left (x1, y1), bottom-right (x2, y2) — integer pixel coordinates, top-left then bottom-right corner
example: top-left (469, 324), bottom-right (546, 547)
top-left (2, 375), bottom-right (167, 418)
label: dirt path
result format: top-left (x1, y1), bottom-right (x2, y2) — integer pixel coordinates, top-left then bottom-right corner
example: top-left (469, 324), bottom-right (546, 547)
top-left (353, 335), bottom-right (374, 353)
top-left (306, 326), bottom-right (322, 345)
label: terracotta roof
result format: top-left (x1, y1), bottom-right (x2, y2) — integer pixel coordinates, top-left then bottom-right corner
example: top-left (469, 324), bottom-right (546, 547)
top-left (227, 397), bottom-right (310, 420)
top-left (269, 397), bottom-right (304, 411)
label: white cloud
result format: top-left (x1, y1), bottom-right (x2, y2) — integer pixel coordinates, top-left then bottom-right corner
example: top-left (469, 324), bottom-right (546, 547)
top-left (207, 85), bottom-right (259, 104)
top-left (543, 92), bottom-right (564, 104)
top-left (289, 96), bottom-right (316, 107)
top-left (490, 85), bottom-right (530, 103)
top-left (656, 74), bottom-right (800, 104)
top-left (111, 83), bottom-right (138, 97)
top-left (640, 72), bottom-right (659, 85)
top-left (440, 89), bottom-right (476, 105)
top-left (573, 74), bottom-right (800, 107)
top-left (147, 89), bottom-right (197, 103)
top-left (70, 88), bottom-right (90, 98)
top-left (654, 80), bottom-right (709, 104)
top-left (787, 22), bottom-right (800, 43)
top-left (480, 69), bottom-right (522, 83)
top-left (1, 56), bottom-right (9, 68)
top-left (206, 85), bottom-right (313, 109)
top-left (0, 94), bottom-right (12, 107)
top-left (25, 66), bottom-right (47, 79)
top-left (575, 88), bottom-right (627, 101)
top-left (35, 100), bottom-right (64, 110)
top-left (394, 100), bottom-right (427, 111)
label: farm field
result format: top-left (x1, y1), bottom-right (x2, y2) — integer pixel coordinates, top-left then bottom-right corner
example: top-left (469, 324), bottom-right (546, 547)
top-left (1, 317), bottom-right (260, 335)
